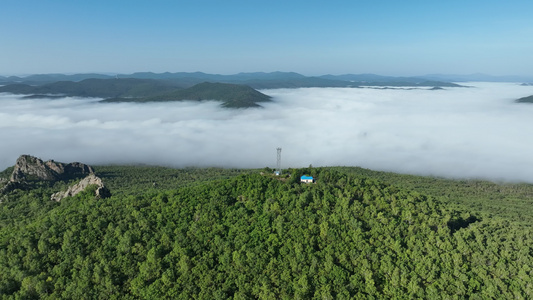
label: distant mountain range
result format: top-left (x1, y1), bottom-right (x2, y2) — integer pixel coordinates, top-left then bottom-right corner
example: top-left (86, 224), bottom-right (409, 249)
top-left (0, 71), bottom-right (471, 108)
top-left (4, 71), bottom-right (531, 108)
top-left (2, 71), bottom-right (532, 85)
top-left (0, 71), bottom-right (466, 88)
top-left (422, 73), bottom-right (533, 83)
top-left (0, 78), bottom-right (178, 98)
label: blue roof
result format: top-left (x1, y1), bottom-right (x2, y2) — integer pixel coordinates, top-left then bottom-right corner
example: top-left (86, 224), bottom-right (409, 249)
top-left (301, 175), bottom-right (314, 180)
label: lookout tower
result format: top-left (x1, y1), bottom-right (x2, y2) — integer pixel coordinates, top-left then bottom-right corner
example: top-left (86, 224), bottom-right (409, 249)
top-left (275, 147), bottom-right (282, 175)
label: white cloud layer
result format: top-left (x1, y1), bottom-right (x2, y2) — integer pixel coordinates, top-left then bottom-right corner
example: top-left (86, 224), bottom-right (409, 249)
top-left (2, 82), bottom-right (533, 183)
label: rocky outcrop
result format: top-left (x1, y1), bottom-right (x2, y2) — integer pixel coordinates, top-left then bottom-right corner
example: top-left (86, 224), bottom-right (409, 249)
top-left (9, 155), bottom-right (94, 182)
top-left (1, 155), bottom-right (101, 198)
top-left (51, 174), bottom-right (110, 202)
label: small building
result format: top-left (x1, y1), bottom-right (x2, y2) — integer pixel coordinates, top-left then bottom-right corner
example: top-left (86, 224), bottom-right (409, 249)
top-left (300, 175), bottom-right (314, 183)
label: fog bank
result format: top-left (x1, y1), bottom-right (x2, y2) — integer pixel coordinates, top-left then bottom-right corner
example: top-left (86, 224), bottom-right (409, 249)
top-left (2, 82), bottom-right (533, 183)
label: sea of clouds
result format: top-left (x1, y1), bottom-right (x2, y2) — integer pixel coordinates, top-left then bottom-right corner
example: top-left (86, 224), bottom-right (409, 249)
top-left (1, 82), bottom-right (533, 182)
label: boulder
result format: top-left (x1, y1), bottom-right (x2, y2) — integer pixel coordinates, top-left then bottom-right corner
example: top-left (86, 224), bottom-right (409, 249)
top-left (51, 174), bottom-right (110, 202)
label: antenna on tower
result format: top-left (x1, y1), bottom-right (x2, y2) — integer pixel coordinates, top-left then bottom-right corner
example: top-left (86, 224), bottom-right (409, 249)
top-left (276, 147), bottom-right (282, 175)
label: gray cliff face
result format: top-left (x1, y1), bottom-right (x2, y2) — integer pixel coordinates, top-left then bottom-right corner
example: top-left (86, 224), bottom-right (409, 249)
top-left (1, 155), bottom-right (102, 197)
top-left (51, 174), bottom-right (111, 201)
top-left (9, 155), bottom-right (94, 182)
top-left (10, 155), bottom-right (57, 181)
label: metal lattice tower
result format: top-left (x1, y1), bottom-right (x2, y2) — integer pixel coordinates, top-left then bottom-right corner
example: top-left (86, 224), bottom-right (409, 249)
top-left (276, 147), bottom-right (282, 175)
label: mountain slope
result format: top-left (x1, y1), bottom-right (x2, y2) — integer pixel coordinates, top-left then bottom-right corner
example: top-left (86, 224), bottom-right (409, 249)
top-left (102, 82), bottom-right (272, 108)
top-left (516, 95), bottom-right (533, 103)
top-left (0, 78), bottom-right (178, 98)
top-left (0, 79), bottom-right (272, 108)
top-left (1, 166), bottom-right (533, 298)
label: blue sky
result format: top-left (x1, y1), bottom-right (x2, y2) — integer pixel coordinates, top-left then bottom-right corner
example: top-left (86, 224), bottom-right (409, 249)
top-left (2, 0), bottom-right (533, 76)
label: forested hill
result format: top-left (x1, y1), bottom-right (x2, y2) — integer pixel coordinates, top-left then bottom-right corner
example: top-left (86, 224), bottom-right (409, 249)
top-left (0, 79), bottom-right (272, 108)
top-left (102, 82), bottom-right (272, 108)
top-left (516, 95), bottom-right (533, 103)
top-left (1, 165), bottom-right (533, 298)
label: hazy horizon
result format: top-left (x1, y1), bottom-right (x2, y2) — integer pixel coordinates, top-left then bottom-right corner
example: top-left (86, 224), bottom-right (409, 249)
top-left (2, 82), bottom-right (533, 183)
top-left (2, 70), bottom-right (533, 80)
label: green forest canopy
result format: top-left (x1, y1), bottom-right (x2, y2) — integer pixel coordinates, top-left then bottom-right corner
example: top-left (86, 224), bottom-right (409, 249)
top-left (1, 165), bottom-right (532, 299)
